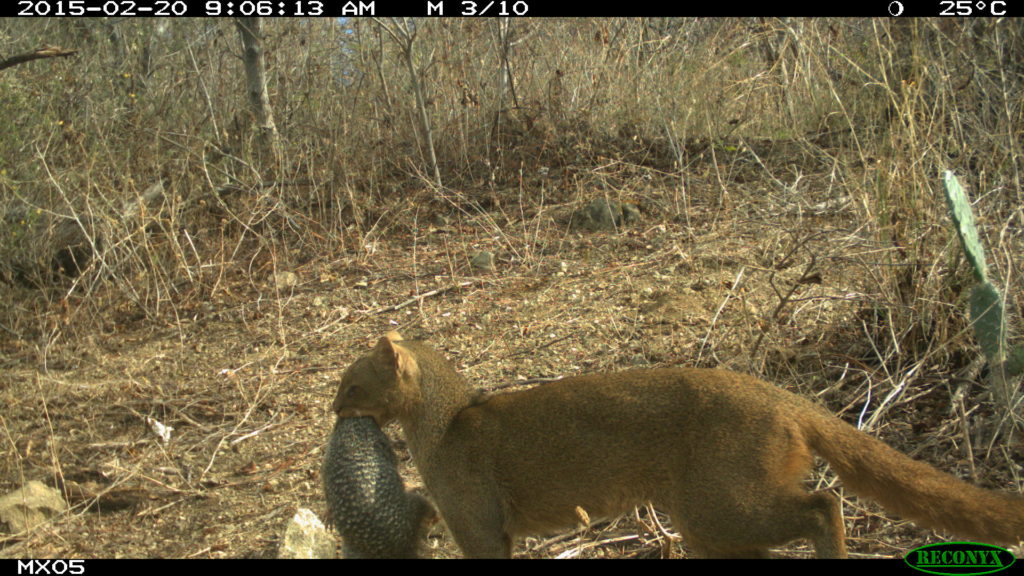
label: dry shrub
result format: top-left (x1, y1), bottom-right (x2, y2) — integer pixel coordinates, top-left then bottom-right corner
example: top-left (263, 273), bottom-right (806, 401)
top-left (0, 16), bottom-right (1020, 406)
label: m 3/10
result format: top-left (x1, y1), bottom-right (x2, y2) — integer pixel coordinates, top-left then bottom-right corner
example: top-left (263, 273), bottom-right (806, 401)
top-left (17, 0), bottom-right (188, 15)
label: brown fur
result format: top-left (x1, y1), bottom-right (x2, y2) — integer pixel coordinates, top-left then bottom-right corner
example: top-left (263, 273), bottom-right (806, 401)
top-left (332, 333), bottom-right (1024, 558)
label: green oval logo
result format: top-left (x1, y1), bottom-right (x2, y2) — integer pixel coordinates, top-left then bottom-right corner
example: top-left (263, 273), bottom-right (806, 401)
top-left (905, 542), bottom-right (1016, 575)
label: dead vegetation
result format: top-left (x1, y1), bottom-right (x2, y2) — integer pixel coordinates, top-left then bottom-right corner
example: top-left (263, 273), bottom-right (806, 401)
top-left (0, 18), bottom-right (1022, 558)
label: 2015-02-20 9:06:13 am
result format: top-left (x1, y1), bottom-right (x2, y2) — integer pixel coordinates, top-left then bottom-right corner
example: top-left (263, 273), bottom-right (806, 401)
top-left (14, 0), bottom-right (328, 16)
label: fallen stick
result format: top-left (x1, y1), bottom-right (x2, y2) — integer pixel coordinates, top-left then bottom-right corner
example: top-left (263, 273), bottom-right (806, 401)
top-left (377, 281), bottom-right (473, 313)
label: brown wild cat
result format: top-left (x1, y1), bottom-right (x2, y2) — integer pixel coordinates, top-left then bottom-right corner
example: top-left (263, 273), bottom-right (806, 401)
top-left (332, 332), bottom-right (1024, 558)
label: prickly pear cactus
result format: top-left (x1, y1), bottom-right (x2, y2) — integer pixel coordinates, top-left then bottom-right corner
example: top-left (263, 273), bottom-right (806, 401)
top-left (942, 171), bottom-right (1023, 411)
top-left (968, 281), bottom-right (1007, 368)
top-left (943, 171), bottom-right (988, 282)
top-left (1008, 347), bottom-right (1024, 376)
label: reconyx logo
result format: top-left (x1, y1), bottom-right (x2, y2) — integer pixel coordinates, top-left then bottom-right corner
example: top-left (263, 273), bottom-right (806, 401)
top-left (905, 542), bottom-right (1016, 575)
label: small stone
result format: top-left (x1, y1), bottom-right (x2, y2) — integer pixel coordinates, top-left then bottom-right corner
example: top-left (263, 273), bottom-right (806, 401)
top-left (274, 271), bottom-right (299, 289)
top-left (279, 508), bottom-right (335, 559)
top-left (570, 198), bottom-right (641, 232)
top-left (470, 251), bottom-right (496, 271)
top-left (0, 481), bottom-right (68, 533)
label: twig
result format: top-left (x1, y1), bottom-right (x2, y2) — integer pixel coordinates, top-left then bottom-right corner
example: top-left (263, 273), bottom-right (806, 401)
top-left (749, 255), bottom-right (820, 362)
top-left (554, 534), bottom-right (643, 558)
top-left (697, 266), bottom-right (746, 364)
top-left (0, 320), bottom-right (21, 337)
top-left (0, 45), bottom-right (77, 71)
top-left (485, 376), bottom-right (564, 393)
top-left (376, 281), bottom-right (473, 313)
top-left (229, 415), bottom-right (290, 446)
top-left (860, 363), bottom-right (917, 432)
top-left (508, 333), bottom-right (575, 358)
top-left (953, 382), bottom-right (977, 481)
top-left (136, 497), bottom-right (186, 518)
top-left (643, 503), bottom-right (678, 542)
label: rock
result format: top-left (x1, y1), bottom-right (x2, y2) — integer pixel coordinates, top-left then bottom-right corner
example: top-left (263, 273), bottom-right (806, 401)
top-left (430, 213), bottom-right (451, 228)
top-left (273, 271), bottom-right (299, 289)
top-left (570, 198), bottom-right (640, 232)
top-left (279, 508), bottom-right (336, 559)
top-left (0, 481), bottom-right (68, 533)
top-left (470, 251), bottom-right (496, 271)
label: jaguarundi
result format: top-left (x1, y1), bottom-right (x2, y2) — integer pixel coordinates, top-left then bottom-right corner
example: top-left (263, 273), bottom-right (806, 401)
top-left (332, 332), bottom-right (1024, 558)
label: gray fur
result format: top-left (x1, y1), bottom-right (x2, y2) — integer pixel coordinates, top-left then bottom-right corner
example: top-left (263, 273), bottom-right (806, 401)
top-left (322, 417), bottom-right (433, 558)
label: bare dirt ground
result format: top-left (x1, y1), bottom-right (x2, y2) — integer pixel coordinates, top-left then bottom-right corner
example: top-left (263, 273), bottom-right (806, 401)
top-left (1, 158), bottom-right (1021, 559)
